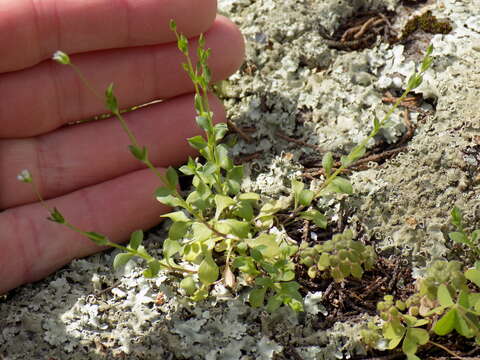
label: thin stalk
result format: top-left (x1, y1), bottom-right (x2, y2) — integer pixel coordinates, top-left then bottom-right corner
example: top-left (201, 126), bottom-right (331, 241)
top-left (428, 340), bottom-right (464, 360)
top-left (68, 64), bottom-right (169, 185)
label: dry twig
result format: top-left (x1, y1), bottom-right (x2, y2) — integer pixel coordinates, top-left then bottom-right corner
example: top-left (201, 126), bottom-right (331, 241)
top-left (227, 119), bottom-right (254, 143)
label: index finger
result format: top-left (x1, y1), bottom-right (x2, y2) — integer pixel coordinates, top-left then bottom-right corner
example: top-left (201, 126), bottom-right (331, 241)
top-left (0, 0), bottom-right (217, 73)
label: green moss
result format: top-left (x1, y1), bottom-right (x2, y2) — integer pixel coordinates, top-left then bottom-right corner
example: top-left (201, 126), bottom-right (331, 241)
top-left (401, 10), bottom-right (452, 40)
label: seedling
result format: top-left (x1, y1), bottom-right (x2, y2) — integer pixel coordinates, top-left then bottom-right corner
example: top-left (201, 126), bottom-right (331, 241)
top-left (449, 206), bottom-right (480, 258)
top-left (20, 24), bottom-right (435, 314)
top-left (362, 260), bottom-right (480, 359)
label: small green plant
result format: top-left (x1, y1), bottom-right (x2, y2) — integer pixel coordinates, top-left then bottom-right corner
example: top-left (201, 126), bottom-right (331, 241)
top-left (20, 23), bottom-right (435, 312)
top-left (449, 206), bottom-right (480, 258)
top-left (298, 229), bottom-right (376, 281)
top-left (361, 260), bottom-right (480, 359)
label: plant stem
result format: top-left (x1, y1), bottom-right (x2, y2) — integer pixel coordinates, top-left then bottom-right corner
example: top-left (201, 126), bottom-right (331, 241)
top-left (428, 340), bottom-right (464, 359)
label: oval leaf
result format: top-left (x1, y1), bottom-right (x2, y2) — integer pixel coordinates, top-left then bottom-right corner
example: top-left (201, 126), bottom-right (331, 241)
top-left (249, 287), bottom-right (266, 308)
top-left (198, 255), bottom-right (219, 285)
top-left (433, 308), bottom-right (457, 336)
top-left (437, 284), bottom-right (454, 307)
top-left (325, 177), bottom-right (353, 195)
top-left (466, 268), bottom-right (480, 288)
top-left (129, 230), bottom-right (143, 250)
top-left (113, 253), bottom-right (134, 270)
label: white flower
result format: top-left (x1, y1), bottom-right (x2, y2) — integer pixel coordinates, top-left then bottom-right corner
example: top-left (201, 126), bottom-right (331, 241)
top-left (52, 50), bottom-right (70, 65)
top-left (17, 169), bottom-right (32, 183)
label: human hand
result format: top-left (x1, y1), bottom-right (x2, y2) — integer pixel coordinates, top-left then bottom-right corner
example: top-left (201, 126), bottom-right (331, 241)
top-left (0, 0), bottom-right (244, 294)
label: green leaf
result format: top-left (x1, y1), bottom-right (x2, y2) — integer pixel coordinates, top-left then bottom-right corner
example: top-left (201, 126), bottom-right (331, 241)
top-left (266, 294), bottom-right (283, 312)
top-left (233, 200), bottom-right (254, 221)
top-left (155, 186), bottom-right (185, 207)
top-left (331, 267), bottom-right (344, 282)
top-left (226, 166), bottom-right (243, 195)
top-left (403, 328), bottom-right (429, 355)
top-left (413, 318), bottom-right (430, 327)
top-left (373, 116), bottom-right (381, 132)
top-left (466, 268), bottom-right (480, 288)
top-left (191, 288), bottom-right (209, 302)
top-left (249, 287), bottom-right (267, 307)
top-left (291, 179), bottom-right (304, 208)
top-left (325, 176), bottom-right (353, 195)
top-left (129, 230), bottom-right (143, 250)
top-left (177, 34), bottom-right (189, 55)
top-left (238, 192), bottom-right (261, 202)
top-left (425, 44), bottom-right (433, 57)
top-left (129, 145), bottom-right (148, 162)
top-left (433, 308), bottom-right (457, 335)
top-left (179, 157), bottom-right (197, 175)
top-left (186, 179), bottom-right (212, 210)
top-left (85, 231), bottom-right (110, 246)
top-left (216, 144), bottom-right (232, 170)
top-left (472, 229), bottom-right (480, 243)
top-left (420, 56), bottom-right (433, 73)
top-left (437, 284), bottom-right (454, 307)
top-left (246, 234), bottom-right (281, 258)
top-left (347, 144), bottom-right (366, 164)
top-left (191, 222), bottom-right (213, 242)
top-left (449, 231), bottom-right (469, 244)
top-left (322, 152), bottom-right (333, 177)
top-left (195, 114), bottom-right (210, 131)
top-left (458, 290), bottom-right (470, 308)
top-left (407, 74), bottom-right (422, 90)
top-left (451, 207), bottom-right (463, 228)
top-left (299, 189), bottom-right (314, 207)
top-left (187, 135), bottom-right (207, 150)
top-left (384, 321), bottom-right (406, 349)
top-left (180, 276), bottom-right (196, 296)
top-left (113, 253), bottom-right (134, 270)
top-left (420, 46), bottom-right (433, 72)
top-left (163, 238), bottom-right (182, 259)
top-left (317, 253), bottom-right (330, 270)
top-left (300, 209), bottom-right (327, 229)
top-left (47, 207), bottom-right (66, 224)
top-left (143, 259), bottom-right (161, 278)
top-left (351, 262), bottom-right (364, 279)
top-left (168, 221), bottom-right (189, 240)
top-left (198, 254), bottom-right (219, 285)
top-left (215, 219), bottom-right (250, 238)
top-left (339, 261), bottom-right (351, 278)
top-left (214, 194), bottom-right (236, 219)
top-left (213, 123), bottom-right (229, 142)
top-left (233, 256), bottom-right (260, 276)
top-left (198, 33), bottom-right (206, 49)
top-left (278, 281), bottom-right (302, 301)
top-left (105, 83), bottom-right (119, 113)
top-left (454, 312), bottom-right (475, 337)
top-left (340, 155), bottom-right (353, 168)
top-left (161, 211), bottom-right (190, 222)
top-left (409, 328), bottom-right (429, 345)
top-left (255, 277), bottom-right (273, 287)
top-left (250, 248), bottom-right (264, 262)
top-left (183, 242), bottom-right (203, 263)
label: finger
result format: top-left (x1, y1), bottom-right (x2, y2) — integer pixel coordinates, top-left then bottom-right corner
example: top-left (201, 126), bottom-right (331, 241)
top-left (0, 0), bottom-right (217, 73)
top-left (0, 93), bottom-right (224, 209)
top-left (0, 167), bottom-right (170, 295)
top-left (0, 16), bottom-right (244, 138)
